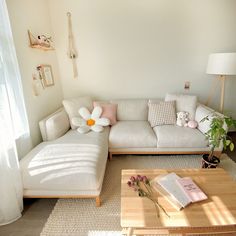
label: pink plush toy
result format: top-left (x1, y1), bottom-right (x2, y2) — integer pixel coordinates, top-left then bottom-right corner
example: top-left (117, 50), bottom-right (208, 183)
top-left (185, 120), bottom-right (198, 129)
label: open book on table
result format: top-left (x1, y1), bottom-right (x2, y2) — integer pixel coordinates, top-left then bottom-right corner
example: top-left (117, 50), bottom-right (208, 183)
top-left (151, 173), bottom-right (208, 211)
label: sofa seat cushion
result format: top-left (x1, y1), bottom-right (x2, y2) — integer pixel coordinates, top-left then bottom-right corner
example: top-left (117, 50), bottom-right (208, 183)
top-left (109, 121), bottom-right (157, 148)
top-left (20, 128), bottom-right (109, 192)
top-left (154, 125), bottom-right (208, 148)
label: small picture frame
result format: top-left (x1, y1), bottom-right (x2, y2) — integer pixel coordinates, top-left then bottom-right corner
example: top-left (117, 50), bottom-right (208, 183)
top-left (37, 64), bottom-right (54, 87)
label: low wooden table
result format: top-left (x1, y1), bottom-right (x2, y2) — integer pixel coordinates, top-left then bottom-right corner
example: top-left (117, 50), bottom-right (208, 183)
top-left (121, 168), bottom-right (236, 235)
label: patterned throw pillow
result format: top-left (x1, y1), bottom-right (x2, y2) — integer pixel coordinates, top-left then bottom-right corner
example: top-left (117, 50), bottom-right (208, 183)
top-left (148, 101), bottom-right (176, 127)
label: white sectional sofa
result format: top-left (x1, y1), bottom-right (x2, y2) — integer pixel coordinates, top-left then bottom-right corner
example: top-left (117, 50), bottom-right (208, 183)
top-left (20, 96), bottom-right (222, 206)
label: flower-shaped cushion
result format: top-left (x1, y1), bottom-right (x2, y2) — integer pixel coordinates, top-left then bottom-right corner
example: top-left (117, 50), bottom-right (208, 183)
top-left (71, 106), bottom-right (110, 133)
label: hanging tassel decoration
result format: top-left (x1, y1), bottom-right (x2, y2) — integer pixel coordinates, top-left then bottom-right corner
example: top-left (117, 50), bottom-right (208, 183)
top-left (67, 12), bottom-right (78, 79)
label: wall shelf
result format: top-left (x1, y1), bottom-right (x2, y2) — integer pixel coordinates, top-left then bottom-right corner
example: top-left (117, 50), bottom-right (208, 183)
top-left (29, 44), bottom-right (54, 51)
top-left (28, 30), bottom-right (54, 51)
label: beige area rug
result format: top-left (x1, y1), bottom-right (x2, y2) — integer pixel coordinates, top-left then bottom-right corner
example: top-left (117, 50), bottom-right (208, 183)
top-left (40, 154), bottom-right (236, 236)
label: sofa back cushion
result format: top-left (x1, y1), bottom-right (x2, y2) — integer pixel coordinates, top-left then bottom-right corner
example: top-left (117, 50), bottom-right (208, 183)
top-left (165, 93), bottom-right (197, 120)
top-left (63, 96), bottom-right (93, 129)
top-left (39, 108), bottom-right (70, 141)
top-left (110, 99), bottom-right (148, 121)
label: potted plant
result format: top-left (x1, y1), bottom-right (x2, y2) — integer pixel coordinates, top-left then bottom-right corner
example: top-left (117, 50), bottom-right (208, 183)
top-left (201, 113), bottom-right (236, 168)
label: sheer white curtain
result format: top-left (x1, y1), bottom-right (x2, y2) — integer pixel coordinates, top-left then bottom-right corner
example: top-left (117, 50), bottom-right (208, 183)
top-left (0, 0), bottom-right (30, 225)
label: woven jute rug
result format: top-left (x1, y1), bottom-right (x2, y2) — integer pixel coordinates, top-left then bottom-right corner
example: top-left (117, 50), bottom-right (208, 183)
top-left (40, 154), bottom-right (236, 236)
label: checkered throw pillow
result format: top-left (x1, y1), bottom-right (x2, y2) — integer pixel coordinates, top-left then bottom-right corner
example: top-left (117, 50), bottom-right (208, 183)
top-left (148, 101), bottom-right (176, 127)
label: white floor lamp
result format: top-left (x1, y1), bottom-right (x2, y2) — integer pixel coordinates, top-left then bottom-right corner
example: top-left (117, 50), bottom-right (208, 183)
top-left (206, 53), bottom-right (236, 113)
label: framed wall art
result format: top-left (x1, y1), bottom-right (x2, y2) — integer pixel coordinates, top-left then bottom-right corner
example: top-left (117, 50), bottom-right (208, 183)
top-left (37, 64), bottom-right (54, 87)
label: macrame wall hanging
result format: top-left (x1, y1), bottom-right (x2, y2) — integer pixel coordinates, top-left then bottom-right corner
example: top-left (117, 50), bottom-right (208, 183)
top-left (67, 12), bottom-right (78, 79)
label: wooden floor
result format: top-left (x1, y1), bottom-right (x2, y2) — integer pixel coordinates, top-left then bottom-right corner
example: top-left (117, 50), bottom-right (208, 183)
top-left (0, 199), bottom-right (57, 236)
top-left (0, 132), bottom-right (235, 236)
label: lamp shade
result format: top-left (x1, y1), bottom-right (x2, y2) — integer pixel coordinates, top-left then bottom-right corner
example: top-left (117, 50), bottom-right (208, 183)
top-left (206, 53), bottom-right (236, 75)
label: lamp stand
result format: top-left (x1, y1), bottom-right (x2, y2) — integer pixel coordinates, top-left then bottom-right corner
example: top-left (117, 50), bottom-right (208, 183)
top-left (205, 75), bottom-right (226, 113)
top-left (220, 75), bottom-right (225, 113)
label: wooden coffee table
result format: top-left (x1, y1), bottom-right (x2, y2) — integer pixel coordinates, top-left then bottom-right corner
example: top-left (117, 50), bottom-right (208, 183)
top-left (121, 168), bottom-right (236, 235)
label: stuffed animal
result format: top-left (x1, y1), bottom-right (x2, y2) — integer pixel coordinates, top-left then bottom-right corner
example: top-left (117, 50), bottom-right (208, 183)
top-left (186, 120), bottom-right (198, 129)
top-left (71, 106), bottom-right (110, 133)
top-left (176, 111), bottom-right (189, 127)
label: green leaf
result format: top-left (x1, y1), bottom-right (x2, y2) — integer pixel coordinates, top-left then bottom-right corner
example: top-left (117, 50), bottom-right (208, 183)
top-left (230, 143), bottom-right (234, 152)
top-left (226, 140), bottom-right (231, 146)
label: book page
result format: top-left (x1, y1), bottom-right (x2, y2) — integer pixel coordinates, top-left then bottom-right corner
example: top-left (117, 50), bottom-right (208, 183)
top-left (157, 173), bottom-right (191, 208)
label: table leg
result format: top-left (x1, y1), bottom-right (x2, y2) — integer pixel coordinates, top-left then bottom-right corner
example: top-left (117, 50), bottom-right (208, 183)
top-left (127, 227), bottom-right (133, 236)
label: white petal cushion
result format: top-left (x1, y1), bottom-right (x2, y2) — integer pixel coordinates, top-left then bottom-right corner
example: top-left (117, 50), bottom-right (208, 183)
top-left (63, 96), bottom-right (93, 129)
top-left (91, 106), bottom-right (102, 119)
top-left (95, 117), bottom-right (110, 126)
top-left (165, 93), bottom-right (197, 120)
top-left (110, 99), bottom-right (148, 121)
top-left (154, 125), bottom-right (208, 148)
top-left (91, 125), bottom-right (104, 132)
top-left (71, 117), bottom-right (86, 127)
top-left (77, 126), bottom-right (90, 134)
top-left (79, 107), bottom-right (91, 120)
top-left (20, 128), bottom-right (110, 192)
top-left (109, 121), bottom-right (157, 148)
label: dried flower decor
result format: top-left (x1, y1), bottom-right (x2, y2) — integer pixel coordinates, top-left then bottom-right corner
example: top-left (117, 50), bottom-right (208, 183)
top-left (127, 175), bottom-right (169, 218)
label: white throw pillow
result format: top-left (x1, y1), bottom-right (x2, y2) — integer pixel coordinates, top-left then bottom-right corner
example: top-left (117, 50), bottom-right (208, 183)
top-left (71, 106), bottom-right (110, 133)
top-left (165, 93), bottom-right (197, 120)
top-left (148, 101), bottom-right (176, 127)
top-left (195, 105), bottom-right (213, 134)
top-left (62, 96), bottom-right (93, 129)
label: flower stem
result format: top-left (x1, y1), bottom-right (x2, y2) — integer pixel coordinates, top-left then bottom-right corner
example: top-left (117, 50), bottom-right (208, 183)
top-left (149, 196), bottom-right (170, 218)
top-left (148, 197), bottom-right (160, 219)
top-left (144, 183), bottom-right (152, 195)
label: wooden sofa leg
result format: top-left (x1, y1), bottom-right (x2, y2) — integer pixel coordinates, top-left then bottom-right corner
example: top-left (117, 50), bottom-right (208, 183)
top-left (96, 196), bottom-right (101, 207)
top-left (108, 152), bottom-right (112, 161)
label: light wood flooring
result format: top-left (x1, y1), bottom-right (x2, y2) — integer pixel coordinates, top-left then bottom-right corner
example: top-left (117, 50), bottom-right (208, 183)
top-left (0, 132), bottom-right (236, 236)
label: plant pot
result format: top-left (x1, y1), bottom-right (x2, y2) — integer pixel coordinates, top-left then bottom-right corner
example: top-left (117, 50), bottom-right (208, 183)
top-left (202, 154), bottom-right (220, 168)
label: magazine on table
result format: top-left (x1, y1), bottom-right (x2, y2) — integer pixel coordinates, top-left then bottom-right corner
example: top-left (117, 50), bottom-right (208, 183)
top-left (151, 172), bottom-right (207, 210)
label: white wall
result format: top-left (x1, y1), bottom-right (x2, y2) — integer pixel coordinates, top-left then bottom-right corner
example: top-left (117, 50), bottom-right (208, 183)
top-left (6, 0), bottom-right (64, 147)
top-left (48, 0), bottom-right (236, 117)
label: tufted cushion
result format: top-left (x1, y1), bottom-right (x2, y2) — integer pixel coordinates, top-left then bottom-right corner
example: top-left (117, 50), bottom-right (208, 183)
top-left (165, 93), bottom-right (197, 120)
top-left (109, 121), bottom-right (157, 148)
top-left (110, 99), bottom-right (148, 121)
top-left (63, 96), bottom-right (93, 129)
top-left (154, 125), bottom-right (208, 148)
top-left (148, 101), bottom-right (176, 127)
